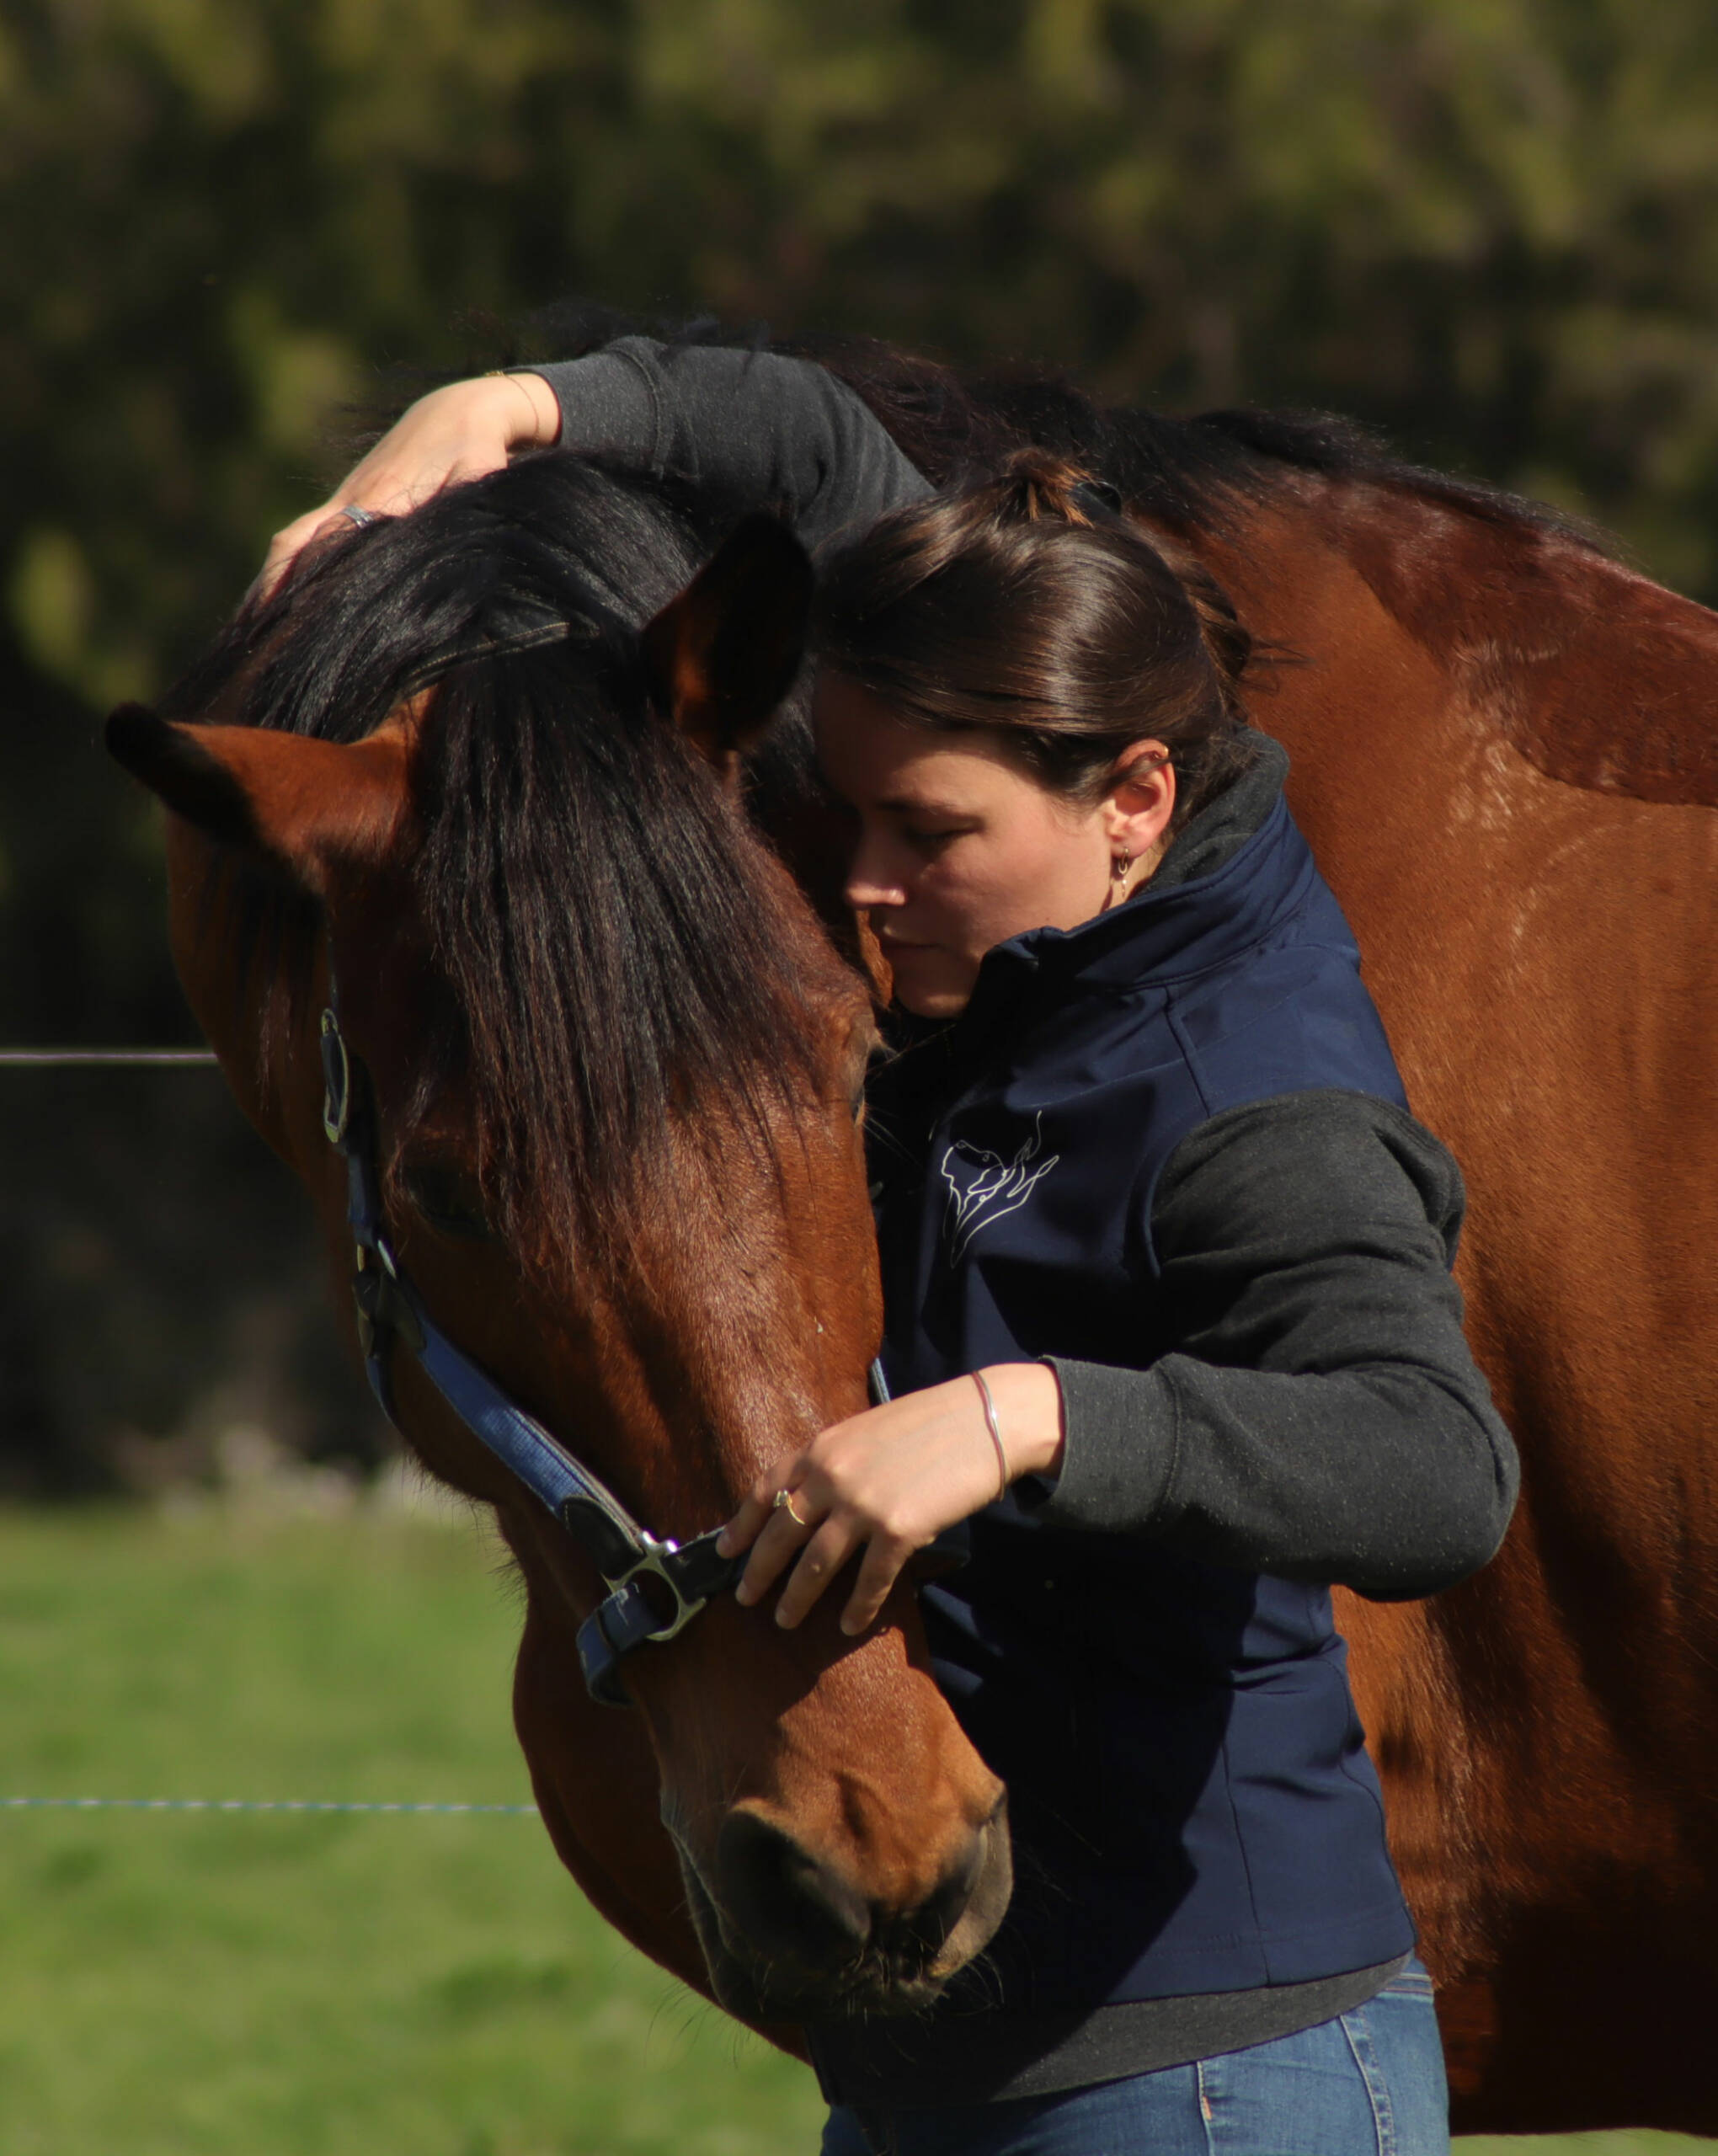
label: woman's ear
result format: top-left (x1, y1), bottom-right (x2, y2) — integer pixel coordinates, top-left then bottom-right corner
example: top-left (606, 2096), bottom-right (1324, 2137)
top-left (1102, 739), bottom-right (1176, 864)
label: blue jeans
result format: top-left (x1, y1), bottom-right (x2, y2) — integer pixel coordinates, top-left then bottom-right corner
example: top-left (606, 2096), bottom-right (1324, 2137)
top-left (822, 1961), bottom-right (1447, 2156)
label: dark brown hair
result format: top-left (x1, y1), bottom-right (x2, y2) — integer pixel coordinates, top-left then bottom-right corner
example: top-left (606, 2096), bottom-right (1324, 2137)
top-left (810, 451), bottom-right (1255, 826)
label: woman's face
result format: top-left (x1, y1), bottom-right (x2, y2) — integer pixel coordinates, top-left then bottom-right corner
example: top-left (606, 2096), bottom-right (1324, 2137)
top-left (814, 675), bottom-right (1175, 1018)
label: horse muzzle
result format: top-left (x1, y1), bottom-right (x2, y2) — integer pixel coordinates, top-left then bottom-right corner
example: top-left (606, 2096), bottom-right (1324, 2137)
top-left (673, 1792), bottom-right (1013, 2020)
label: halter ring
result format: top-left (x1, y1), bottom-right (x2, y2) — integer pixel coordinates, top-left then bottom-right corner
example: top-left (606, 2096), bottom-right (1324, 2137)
top-left (773, 1487), bottom-right (810, 1527)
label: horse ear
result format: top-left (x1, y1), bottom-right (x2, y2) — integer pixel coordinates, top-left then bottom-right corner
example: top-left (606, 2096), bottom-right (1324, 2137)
top-left (641, 514), bottom-right (814, 774)
top-left (105, 700), bottom-right (422, 897)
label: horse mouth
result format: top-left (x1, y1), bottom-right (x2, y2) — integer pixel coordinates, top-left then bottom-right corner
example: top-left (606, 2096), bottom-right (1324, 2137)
top-left (673, 1801), bottom-right (1013, 2021)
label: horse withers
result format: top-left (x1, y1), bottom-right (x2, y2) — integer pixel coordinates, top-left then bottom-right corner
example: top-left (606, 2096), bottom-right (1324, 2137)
top-left (105, 463), bottom-right (1011, 2029)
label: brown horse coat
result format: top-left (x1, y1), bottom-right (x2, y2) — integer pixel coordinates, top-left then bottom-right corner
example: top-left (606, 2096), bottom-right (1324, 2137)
top-left (1178, 480), bottom-right (1718, 2132)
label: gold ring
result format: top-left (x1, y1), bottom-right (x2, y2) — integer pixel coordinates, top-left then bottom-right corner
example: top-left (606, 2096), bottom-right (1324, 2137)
top-left (772, 1487), bottom-right (810, 1527)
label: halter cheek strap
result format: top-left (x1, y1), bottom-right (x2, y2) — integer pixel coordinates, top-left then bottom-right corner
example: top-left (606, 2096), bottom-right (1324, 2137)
top-left (317, 986), bottom-right (888, 1705)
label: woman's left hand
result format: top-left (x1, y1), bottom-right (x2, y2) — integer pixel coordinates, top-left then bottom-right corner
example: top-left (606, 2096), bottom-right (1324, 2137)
top-left (718, 1362), bottom-right (1064, 1636)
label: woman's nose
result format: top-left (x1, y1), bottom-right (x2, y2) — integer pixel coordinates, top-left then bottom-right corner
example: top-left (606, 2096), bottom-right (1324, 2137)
top-left (844, 834), bottom-right (908, 912)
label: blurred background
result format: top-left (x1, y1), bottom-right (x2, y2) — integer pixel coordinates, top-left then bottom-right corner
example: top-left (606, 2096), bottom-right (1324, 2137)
top-left (7, 0), bottom-right (1718, 1487)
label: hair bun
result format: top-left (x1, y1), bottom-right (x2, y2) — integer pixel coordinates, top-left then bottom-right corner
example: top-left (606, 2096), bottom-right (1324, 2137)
top-left (992, 449), bottom-right (1114, 527)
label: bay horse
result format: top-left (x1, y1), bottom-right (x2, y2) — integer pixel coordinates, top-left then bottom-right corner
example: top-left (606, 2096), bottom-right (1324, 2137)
top-left (104, 457), bottom-right (1012, 2034)
top-left (792, 345), bottom-right (1718, 2137)
top-left (115, 359), bottom-right (1718, 2134)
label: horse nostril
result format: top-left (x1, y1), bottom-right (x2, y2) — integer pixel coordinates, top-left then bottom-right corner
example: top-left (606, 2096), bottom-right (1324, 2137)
top-left (888, 1829), bottom-right (984, 1965)
top-left (716, 1808), bottom-right (872, 1971)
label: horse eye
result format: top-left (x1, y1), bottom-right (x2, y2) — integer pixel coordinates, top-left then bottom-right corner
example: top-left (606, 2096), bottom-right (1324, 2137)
top-left (850, 1041), bottom-right (891, 1125)
top-left (856, 1042), bottom-right (894, 1123)
top-left (400, 1161), bottom-right (492, 1241)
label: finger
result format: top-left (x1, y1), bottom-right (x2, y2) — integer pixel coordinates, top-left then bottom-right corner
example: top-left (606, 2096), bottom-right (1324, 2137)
top-left (839, 1536), bottom-right (916, 1637)
top-left (254, 511), bottom-right (337, 600)
top-left (254, 502), bottom-right (381, 601)
top-left (718, 1488), bottom-right (776, 1562)
top-left (732, 1494), bottom-right (821, 1604)
top-left (774, 1518), bottom-right (863, 1630)
top-left (718, 1466), bottom-right (808, 1560)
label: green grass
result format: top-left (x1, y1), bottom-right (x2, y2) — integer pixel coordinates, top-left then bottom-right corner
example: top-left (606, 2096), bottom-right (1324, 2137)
top-left (0, 1506), bottom-right (1709, 2156)
top-left (0, 1505), bottom-right (821, 2156)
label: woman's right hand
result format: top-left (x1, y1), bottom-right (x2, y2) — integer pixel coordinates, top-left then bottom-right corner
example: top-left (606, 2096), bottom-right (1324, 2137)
top-left (256, 371), bottom-right (562, 596)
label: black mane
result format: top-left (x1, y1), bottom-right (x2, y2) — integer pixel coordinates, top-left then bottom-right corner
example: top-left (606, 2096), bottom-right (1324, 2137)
top-left (771, 331), bottom-right (1604, 552)
top-left (478, 309), bottom-right (1598, 547)
top-left (163, 456), bottom-right (830, 1269)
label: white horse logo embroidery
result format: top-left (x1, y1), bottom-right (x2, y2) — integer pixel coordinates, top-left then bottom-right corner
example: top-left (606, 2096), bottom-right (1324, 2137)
top-left (941, 1114), bottom-right (1061, 1259)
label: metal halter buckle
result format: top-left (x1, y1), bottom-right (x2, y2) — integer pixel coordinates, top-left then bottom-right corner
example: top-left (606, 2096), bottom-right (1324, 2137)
top-left (319, 1008), bottom-right (352, 1145)
top-left (617, 1535), bottom-right (719, 1645)
top-left (574, 1529), bottom-right (744, 1706)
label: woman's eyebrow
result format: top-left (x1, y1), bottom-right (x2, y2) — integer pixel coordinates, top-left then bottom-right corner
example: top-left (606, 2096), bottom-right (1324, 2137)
top-left (875, 792), bottom-right (970, 817)
top-left (809, 756), bottom-right (971, 818)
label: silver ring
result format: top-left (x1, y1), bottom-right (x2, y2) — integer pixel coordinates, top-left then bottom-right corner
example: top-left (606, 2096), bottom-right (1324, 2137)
top-left (772, 1487), bottom-right (810, 1528)
top-left (338, 504), bottom-right (377, 528)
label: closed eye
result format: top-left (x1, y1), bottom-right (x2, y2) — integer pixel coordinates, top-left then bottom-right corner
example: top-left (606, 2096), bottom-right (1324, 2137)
top-left (399, 1160), bottom-right (493, 1241)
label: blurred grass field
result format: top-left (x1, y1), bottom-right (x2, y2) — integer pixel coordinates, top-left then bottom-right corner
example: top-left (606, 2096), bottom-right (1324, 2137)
top-left (0, 1506), bottom-right (1709, 2156)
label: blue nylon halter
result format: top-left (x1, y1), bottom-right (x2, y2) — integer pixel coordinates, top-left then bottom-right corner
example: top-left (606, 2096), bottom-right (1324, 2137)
top-left (317, 987), bottom-right (887, 1705)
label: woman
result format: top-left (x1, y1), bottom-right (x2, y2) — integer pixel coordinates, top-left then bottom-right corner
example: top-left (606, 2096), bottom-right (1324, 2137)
top-left (270, 342), bottom-right (1517, 2154)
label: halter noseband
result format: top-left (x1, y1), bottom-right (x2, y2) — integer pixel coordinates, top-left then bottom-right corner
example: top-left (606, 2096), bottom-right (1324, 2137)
top-left (317, 981), bottom-right (888, 1706)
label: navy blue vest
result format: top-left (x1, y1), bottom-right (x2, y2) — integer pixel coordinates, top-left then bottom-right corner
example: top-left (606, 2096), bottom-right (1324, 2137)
top-left (869, 792), bottom-right (1417, 2008)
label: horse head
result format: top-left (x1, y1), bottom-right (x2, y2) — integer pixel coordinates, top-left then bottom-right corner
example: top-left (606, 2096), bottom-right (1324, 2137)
top-left (106, 456), bottom-right (1010, 2023)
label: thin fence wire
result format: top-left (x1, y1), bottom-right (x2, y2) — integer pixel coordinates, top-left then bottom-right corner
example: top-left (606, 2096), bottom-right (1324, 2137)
top-left (2, 1796), bottom-right (537, 1816)
top-left (0, 1049), bottom-right (218, 1068)
top-left (2, 1049), bottom-right (531, 1828)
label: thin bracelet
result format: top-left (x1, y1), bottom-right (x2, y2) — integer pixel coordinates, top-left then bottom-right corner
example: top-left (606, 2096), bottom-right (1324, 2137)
top-left (483, 368), bottom-right (547, 441)
top-left (971, 1370), bottom-right (1010, 1501)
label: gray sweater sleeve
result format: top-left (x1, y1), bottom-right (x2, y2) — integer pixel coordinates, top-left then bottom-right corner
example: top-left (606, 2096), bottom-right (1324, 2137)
top-left (531, 338), bottom-right (931, 550)
top-left (1038, 1089), bottom-right (1519, 1599)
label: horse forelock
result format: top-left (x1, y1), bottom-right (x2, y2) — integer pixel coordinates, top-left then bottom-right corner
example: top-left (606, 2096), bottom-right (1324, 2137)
top-left (402, 644), bottom-right (848, 1277)
top-left (163, 456), bottom-right (854, 1277)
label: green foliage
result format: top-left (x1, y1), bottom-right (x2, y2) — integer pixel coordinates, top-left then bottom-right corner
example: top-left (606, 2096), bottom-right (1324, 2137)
top-left (8, 0), bottom-right (1718, 1484)
top-left (12, 0), bottom-right (1718, 705)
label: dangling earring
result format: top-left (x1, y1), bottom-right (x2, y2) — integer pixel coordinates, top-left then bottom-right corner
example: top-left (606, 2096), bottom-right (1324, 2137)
top-left (1111, 852), bottom-right (1133, 893)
